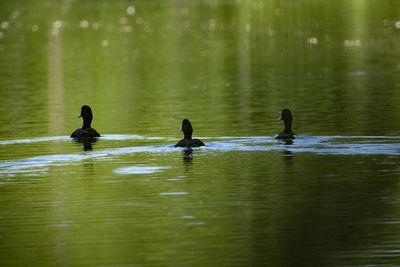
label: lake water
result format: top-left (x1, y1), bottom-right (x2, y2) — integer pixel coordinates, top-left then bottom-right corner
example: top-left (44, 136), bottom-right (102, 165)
top-left (1, 0), bottom-right (400, 266)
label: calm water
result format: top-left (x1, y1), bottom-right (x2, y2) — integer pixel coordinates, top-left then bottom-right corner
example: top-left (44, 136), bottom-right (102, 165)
top-left (1, 0), bottom-right (400, 266)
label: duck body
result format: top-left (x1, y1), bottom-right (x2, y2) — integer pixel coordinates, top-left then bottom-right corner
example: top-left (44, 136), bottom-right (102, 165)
top-left (71, 127), bottom-right (100, 138)
top-left (275, 109), bottom-right (295, 140)
top-left (175, 138), bottom-right (205, 148)
top-left (275, 131), bottom-right (295, 140)
top-left (175, 119), bottom-right (205, 148)
top-left (70, 105), bottom-right (100, 138)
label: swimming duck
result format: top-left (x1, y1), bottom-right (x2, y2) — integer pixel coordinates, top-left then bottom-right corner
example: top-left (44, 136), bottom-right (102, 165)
top-left (275, 109), bottom-right (295, 140)
top-left (175, 119), bottom-right (205, 148)
top-left (70, 105), bottom-right (100, 138)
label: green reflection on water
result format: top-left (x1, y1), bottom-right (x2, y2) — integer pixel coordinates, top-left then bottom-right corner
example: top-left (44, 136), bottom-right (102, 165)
top-left (0, 0), bottom-right (399, 138)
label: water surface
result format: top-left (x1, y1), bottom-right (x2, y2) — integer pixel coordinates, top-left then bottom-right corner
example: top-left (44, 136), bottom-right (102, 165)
top-left (1, 0), bottom-right (400, 266)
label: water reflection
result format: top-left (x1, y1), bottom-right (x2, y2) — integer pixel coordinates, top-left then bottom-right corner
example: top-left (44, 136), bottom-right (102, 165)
top-left (278, 139), bottom-right (294, 145)
top-left (182, 148), bottom-right (193, 162)
top-left (71, 136), bottom-right (98, 151)
top-left (1, 136), bottom-right (400, 265)
top-left (275, 154), bottom-right (397, 266)
top-left (281, 149), bottom-right (294, 168)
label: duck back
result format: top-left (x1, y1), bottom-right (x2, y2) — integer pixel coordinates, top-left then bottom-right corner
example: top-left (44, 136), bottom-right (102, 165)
top-left (71, 128), bottom-right (100, 138)
top-left (175, 138), bottom-right (205, 148)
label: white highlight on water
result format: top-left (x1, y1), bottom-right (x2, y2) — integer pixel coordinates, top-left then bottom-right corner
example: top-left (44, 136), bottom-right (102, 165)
top-left (114, 166), bottom-right (170, 175)
top-left (1, 135), bottom-right (400, 176)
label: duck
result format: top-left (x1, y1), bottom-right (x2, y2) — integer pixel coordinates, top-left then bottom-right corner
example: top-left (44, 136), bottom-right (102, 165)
top-left (70, 105), bottom-right (100, 138)
top-left (275, 109), bottom-right (295, 140)
top-left (175, 119), bottom-right (205, 148)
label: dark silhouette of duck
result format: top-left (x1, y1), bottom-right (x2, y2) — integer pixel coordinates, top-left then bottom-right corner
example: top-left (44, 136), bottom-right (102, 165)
top-left (175, 119), bottom-right (205, 148)
top-left (70, 105), bottom-right (100, 138)
top-left (275, 109), bottom-right (295, 140)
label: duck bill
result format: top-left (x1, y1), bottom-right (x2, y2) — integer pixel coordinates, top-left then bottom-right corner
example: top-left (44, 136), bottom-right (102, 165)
top-left (77, 114), bottom-right (82, 118)
top-left (277, 117), bottom-right (282, 120)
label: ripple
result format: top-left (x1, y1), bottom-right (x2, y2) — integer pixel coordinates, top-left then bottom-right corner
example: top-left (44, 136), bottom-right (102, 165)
top-left (182, 215), bottom-right (195, 219)
top-left (0, 134), bottom-right (266, 145)
top-left (0, 136), bottom-right (70, 145)
top-left (159, 192), bottom-right (189, 195)
top-left (0, 145), bottom-right (174, 174)
top-left (100, 134), bottom-right (166, 141)
top-left (187, 222), bottom-right (205, 226)
top-left (114, 166), bottom-right (170, 174)
top-left (0, 134), bottom-right (167, 145)
top-left (1, 135), bottom-right (400, 176)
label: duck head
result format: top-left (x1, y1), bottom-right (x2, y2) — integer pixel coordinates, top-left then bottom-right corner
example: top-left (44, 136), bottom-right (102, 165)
top-left (78, 105), bottom-right (94, 129)
top-left (180, 119), bottom-right (193, 139)
top-left (278, 109), bottom-right (293, 132)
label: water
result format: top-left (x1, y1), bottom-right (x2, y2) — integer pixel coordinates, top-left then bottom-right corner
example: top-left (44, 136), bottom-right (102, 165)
top-left (1, 0), bottom-right (400, 266)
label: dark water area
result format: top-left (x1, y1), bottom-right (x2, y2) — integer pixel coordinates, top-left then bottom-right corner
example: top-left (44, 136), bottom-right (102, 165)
top-left (1, 0), bottom-right (400, 266)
